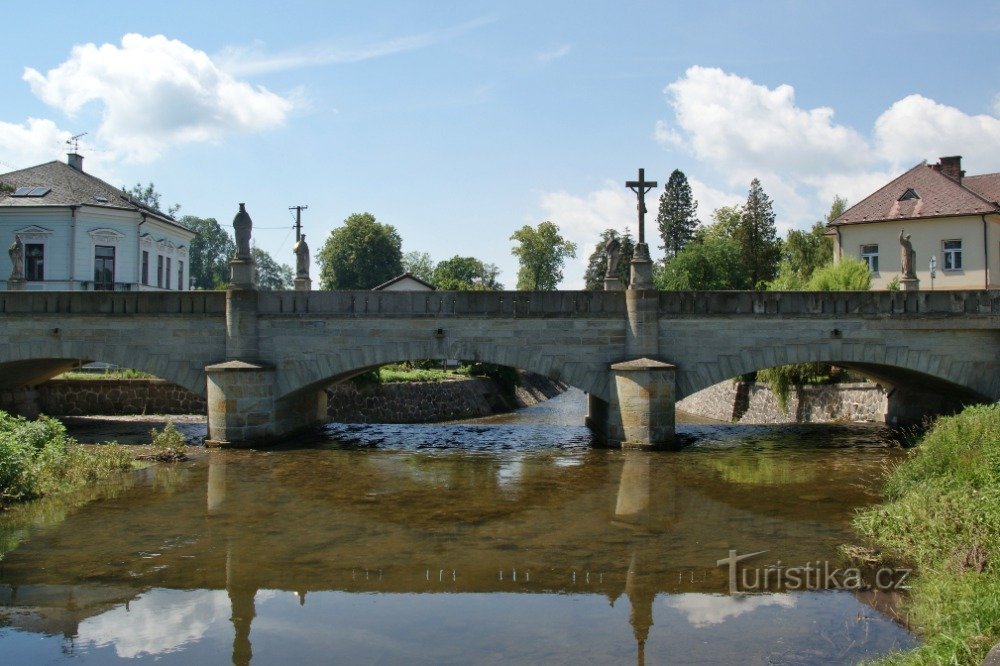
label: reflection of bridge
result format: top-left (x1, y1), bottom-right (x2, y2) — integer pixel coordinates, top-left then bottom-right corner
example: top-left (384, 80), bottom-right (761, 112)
top-left (1, 288), bottom-right (997, 447)
top-left (0, 445), bottom-right (909, 664)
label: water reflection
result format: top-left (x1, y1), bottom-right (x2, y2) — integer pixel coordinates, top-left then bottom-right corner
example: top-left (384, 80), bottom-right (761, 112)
top-left (0, 392), bottom-right (917, 664)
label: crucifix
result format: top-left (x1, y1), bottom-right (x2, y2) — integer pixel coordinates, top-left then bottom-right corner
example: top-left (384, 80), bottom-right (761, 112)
top-left (626, 168), bottom-right (657, 244)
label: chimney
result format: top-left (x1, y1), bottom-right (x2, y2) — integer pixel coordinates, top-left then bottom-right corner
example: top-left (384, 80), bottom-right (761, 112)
top-left (937, 156), bottom-right (963, 184)
top-left (67, 152), bottom-right (84, 172)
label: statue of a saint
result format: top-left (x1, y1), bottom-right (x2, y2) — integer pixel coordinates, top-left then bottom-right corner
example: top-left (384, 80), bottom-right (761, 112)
top-left (604, 236), bottom-right (621, 278)
top-left (293, 234), bottom-right (310, 278)
top-left (233, 203), bottom-right (252, 260)
top-left (8, 235), bottom-right (24, 280)
top-left (899, 229), bottom-right (915, 278)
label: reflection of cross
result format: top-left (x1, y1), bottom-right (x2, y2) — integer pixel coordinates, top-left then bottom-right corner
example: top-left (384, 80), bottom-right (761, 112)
top-left (626, 168), bottom-right (657, 244)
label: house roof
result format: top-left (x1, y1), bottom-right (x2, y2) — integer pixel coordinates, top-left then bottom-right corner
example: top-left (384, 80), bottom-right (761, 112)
top-left (830, 161), bottom-right (1000, 227)
top-left (0, 160), bottom-right (191, 233)
top-left (372, 272), bottom-right (437, 291)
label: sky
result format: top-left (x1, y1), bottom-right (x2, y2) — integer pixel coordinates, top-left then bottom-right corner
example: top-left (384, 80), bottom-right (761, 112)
top-left (2, 0), bottom-right (999, 288)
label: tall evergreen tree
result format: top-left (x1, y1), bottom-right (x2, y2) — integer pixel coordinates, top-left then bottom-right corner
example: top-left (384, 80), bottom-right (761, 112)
top-left (656, 169), bottom-right (699, 260)
top-left (736, 178), bottom-right (781, 289)
top-left (583, 228), bottom-right (635, 289)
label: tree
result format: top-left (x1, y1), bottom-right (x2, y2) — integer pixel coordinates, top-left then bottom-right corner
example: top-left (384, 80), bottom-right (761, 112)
top-left (402, 251), bottom-right (436, 283)
top-left (654, 207), bottom-right (750, 290)
top-left (805, 256), bottom-right (871, 291)
top-left (768, 196), bottom-right (844, 290)
top-left (251, 247), bottom-right (294, 291)
top-left (736, 178), bottom-right (781, 289)
top-left (124, 182), bottom-right (180, 217)
top-left (316, 213), bottom-right (404, 289)
top-left (180, 216), bottom-right (235, 289)
top-left (583, 228), bottom-right (635, 289)
top-left (656, 169), bottom-right (699, 260)
top-left (509, 221), bottom-right (576, 290)
top-left (432, 256), bottom-right (503, 290)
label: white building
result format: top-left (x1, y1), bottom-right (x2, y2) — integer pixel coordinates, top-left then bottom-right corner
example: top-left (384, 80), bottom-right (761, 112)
top-left (0, 153), bottom-right (195, 291)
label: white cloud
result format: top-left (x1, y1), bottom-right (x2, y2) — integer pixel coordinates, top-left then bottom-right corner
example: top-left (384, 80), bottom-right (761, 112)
top-left (665, 592), bottom-right (797, 628)
top-left (0, 118), bottom-right (71, 171)
top-left (23, 34), bottom-right (293, 163)
top-left (874, 94), bottom-right (1000, 172)
top-left (536, 45), bottom-right (572, 64)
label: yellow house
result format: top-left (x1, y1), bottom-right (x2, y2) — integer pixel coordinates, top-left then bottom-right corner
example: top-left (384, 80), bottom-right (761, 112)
top-left (828, 156), bottom-right (1000, 290)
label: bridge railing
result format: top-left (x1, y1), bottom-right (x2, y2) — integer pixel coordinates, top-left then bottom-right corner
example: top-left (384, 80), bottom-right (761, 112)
top-left (0, 291), bottom-right (227, 315)
top-left (657, 290), bottom-right (1000, 316)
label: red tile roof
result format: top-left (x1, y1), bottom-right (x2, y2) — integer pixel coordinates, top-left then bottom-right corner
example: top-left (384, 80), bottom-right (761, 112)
top-left (830, 161), bottom-right (999, 226)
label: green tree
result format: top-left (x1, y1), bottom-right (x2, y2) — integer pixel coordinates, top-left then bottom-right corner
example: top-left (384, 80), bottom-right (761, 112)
top-left (654, 207), bottom-right (750, 290)
top-left (180, 216), bottom-right (235, 289)
top-left (509, 221), bottom-right (577, 290)
top-left (402, 251), bottom-right (436, 283)
top-left (656, 169), bottom-right (699, 259)
top-left (251, 247), bottom-right (294, 290)
top-left (124, 182), bottom-right (180, 217)
top-left (805, 256), bottom-right (871, 290)
top-left (769, 197), bottom-right (844, 290)
top-left (432, 256), bottom-right (503, 290)
top-left (316, 213), bottom-right (404, 289)
top-left (583, 228), bottom-right (635, 289)
top-left (735, 179), bottom-right (781, 289)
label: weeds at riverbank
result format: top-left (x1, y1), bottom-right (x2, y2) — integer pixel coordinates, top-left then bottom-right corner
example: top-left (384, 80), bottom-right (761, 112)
top-left (853, 403), bottom-right (1000, 665)
top-left (138, 421), bottom-right (189, 462)
top-left (0, 410), bottom-right (134, 507)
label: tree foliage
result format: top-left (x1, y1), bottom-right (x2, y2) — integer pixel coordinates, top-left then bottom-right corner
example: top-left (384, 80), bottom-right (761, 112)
top-left (805, 256), bottom-right (872, 291)
top-left (736, 179), bottom-right (781, 289)
top-left (768, 197), bottom-right (843, 290)
top-left (251, 247), bottom-right (294, 291)
top-left (316, 213), bottom-right (404, 289)
top-left (583, 228), bottom-right (635, 289)
top-left (402, 251), bottom-right (436, 283)
top-left (509, 221), bottom-right (577, 290)
top-left (181, 216), bottom-right (235, 289)
top-left (656, 169), bottom-right (699, 260)
top-left (654, 207), bottom-right (750, 290)
top-left (124, 182), bottom-right (180, 217)
top-left (432, 255), bottom-right (503, 290)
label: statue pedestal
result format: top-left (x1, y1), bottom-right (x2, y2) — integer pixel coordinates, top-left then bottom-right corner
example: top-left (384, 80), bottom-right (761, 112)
top-left (294, 277), bottom-right (312, 292)
top-left (629, 243), bottom-right (654, 289)
top-left (900, 277), bottom-right (920, 292)
top-left (6, 277), bottom-right (25, 291)
top-left (229, 259), bottom-right (254, 289)
top-left (603, 276), bottom-right (624, 291)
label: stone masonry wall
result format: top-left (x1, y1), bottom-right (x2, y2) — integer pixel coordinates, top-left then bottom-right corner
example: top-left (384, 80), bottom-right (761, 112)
top-left (34, 379), bottom-right (207, 416)
top-left (678, 381), bottom-right (888, 424)
top-left (327, 373), bottom-right (566, 424)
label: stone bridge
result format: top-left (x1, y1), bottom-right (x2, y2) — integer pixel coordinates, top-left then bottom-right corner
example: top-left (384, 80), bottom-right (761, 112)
top-left (0, 288), bottom-right (997, 448)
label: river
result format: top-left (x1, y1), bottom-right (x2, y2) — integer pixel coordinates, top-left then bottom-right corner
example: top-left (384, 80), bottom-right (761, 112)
top-left (0, 389), bottom-right (917, 664)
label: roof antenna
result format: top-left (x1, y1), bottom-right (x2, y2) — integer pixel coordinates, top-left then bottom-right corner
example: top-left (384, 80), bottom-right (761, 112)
top-left (67, 132), bottom-right (87, 153)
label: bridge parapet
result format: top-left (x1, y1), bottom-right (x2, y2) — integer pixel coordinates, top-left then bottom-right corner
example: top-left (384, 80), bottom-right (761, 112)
top-left (257, 290), bottom-right (628, 317)
top-left (658, 289), bottom-right (1000, 316)
top-left (0, 291), bottom-right (226, 315)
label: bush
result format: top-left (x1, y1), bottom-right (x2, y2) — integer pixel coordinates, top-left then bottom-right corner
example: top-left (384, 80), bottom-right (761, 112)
top-left (145, 421), bottom-right (188, 462)
top-left (805, 256), bottom-right (871, 291)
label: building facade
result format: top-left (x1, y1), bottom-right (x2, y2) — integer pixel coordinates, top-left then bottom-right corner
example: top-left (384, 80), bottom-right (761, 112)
top-left (829, 156), bottom-right (1000, 290)
top-left (0, 154), bottom-right (195, 291)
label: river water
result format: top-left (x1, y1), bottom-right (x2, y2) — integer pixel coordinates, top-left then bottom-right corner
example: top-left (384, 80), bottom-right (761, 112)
top-left (0, 389), bottom-right (917, 665)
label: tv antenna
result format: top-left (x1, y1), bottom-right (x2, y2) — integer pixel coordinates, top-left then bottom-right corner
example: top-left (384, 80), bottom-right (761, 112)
top-left (66, 132), bottom-right (88, 153)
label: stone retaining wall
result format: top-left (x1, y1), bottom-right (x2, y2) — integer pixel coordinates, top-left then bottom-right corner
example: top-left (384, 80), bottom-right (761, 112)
top-left (326, 373), bottom-right (566, 424)
top-left (35, 379), bottom-right (207, 416)
top-left (677, 381), bottom-right (888, 424)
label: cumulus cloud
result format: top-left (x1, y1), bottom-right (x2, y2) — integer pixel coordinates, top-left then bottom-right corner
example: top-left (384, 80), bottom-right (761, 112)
top-left (665, 592), bottom-right (797, 628)
top-left (0, 118), bottom-right (71, 170)
top-left (23, 34), bottom-right (293, 163)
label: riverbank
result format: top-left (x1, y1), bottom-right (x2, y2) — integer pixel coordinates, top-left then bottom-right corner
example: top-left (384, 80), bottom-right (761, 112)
top-left (852, 403), bottom-right (1000, 664)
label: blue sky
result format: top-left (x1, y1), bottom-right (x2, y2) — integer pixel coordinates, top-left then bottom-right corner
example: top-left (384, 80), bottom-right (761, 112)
top-left (2, 1), bottom-right (999, 287)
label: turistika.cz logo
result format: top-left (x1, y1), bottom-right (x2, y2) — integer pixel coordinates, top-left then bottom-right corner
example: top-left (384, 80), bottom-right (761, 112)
top-left (716, 549), bottom-right (911, 595)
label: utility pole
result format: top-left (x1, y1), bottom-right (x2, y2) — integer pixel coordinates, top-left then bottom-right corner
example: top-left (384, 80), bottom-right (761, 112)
top-left (289, 205), bottom-right (308, 241)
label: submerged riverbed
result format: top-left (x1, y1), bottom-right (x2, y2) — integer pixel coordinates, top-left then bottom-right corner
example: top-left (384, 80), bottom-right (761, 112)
top-left (0, 390), bottom-right (917, 664)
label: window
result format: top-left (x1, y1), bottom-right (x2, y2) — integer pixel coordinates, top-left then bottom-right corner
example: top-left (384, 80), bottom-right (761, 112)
top-left (157, 255), bottom-right (163, 288)
top-left (166, 258), bottom-right (172, 289)
top-left (141, 251), bottom-right (149, 285)
top-left (177, 260), bottom-right (184, 291)
top-left (861, 244), bottom-right (879, 273)
top-left (943, 240), bottom-right (962, 270)
top-left (25, 243), bottom-right (44, 281)
top-left (94, 246), bottom-right (115, 290)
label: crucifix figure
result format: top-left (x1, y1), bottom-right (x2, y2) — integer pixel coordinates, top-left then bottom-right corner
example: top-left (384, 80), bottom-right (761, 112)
top-left (625, 168), bottom-right (657, 244)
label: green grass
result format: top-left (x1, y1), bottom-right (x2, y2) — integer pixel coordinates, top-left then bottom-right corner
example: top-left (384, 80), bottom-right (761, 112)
top-left (56, 368), bottom-right (155, 380)
top-left (853, 403), bottom-right (1000, 664)
top-left (377, 365), bottom-right (465, 383)
top-left (0, 410), bottom-right (134, 506)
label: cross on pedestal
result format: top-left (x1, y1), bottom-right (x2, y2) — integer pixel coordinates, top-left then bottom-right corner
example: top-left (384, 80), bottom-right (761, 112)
top-left (626, 168), bottom-right (657, 244)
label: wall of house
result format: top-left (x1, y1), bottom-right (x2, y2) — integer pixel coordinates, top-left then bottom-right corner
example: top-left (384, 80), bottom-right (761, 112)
top-left (73, 208), bottom-right (139, 287)
top-left (0, 208), bottom-right (74, 289)
top-left (838, 215), bottom-right (994, 289)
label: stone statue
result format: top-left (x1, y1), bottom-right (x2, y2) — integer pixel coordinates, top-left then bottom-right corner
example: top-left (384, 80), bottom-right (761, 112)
top-left (899, 229), bottom-right (915, 278)
top-left (233, 203), bottom-right (252, 260)
top-left (604, 236), bottom-right (621, 278)
top-left (8, 235), bottom-right (24, 280)
top-left (293, 234), bottom-right (310, 278)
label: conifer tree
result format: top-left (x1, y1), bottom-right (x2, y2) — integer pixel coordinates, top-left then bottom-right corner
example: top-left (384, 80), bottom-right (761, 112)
top-left (736, 178), bottom-right (781, 288)
top-left (656, 169), bottom-right (699, 260)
